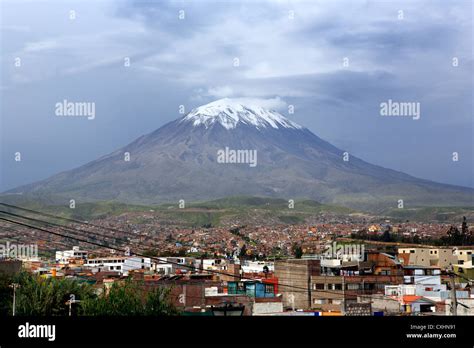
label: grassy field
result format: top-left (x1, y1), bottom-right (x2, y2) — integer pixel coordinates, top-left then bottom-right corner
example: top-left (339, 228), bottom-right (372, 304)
top-left (0, 194), bottom-right (471, 227)
top-left (0, 195), bottom-right (354, 227)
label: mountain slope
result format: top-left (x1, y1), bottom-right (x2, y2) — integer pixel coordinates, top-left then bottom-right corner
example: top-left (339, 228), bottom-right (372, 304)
top-left (4, 98), bottom-right (473, 211)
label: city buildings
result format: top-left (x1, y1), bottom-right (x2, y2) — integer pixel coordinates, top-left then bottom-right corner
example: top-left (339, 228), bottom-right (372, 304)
top-left (398, 247), bottom-right (457, 268)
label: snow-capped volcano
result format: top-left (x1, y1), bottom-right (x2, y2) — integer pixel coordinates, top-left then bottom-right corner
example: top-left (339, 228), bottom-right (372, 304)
top-left (5, 99), bottom-right (473, 211)
top-left (181, 98), bottom-right (303, 130)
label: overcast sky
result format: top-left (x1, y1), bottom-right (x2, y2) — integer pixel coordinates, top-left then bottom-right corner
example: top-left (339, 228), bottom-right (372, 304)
top-left (1, 0), bottom-right (472, 191)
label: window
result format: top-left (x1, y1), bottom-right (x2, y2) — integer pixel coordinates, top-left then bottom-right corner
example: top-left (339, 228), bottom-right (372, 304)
top-left (364, 283), bottom-right (373, 290)
top-left (347, 283), bottom-right (360, 290)
top-left (410, 250), bottom-right (415, 253)
top-left (334, 284), bottom-right (342, 291)
top-left (265, 285), bottom-right (273, 294)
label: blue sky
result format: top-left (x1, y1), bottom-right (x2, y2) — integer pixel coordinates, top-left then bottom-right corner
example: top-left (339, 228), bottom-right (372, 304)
top-left (1, 0), bottom-right (472, 191)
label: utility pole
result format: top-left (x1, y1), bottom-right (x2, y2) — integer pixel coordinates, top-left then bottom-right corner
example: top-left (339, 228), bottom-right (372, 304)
top-left (448, 271), bottom-right (457, 316)
top-left (342, 275), bottom-right (346, 315)
top-left (66, 294), bottom-right (81, 316)
top-left (9, 283), bottom-right (20, 316)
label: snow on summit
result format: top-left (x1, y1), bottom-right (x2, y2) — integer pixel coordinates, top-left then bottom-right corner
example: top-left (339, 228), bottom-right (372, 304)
top-left (181, 98), bottom-right (303, 130)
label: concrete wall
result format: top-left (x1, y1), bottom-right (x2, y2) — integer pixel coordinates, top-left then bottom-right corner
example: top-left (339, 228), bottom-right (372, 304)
top-left (399, 248), bottom-right (457, 268)
top-left (358, 295), bottom-right (400, 315)
top-left (253, 301), bottom-right (283, 315)
top-left (274, 259), bottom-right (320, 310)
top-left (0, 259), bottom-right (22, 275)
top-left (445, 298), bottom-right (474, 315)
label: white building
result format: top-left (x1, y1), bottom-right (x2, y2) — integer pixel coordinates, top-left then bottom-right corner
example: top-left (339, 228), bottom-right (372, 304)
top-left (84, 256), bottom-right (152, 274)
top-left (240, 260), bottom-right (274, 273)
top-left (385, 268), bottom-right (450, 302)
top-left (154, 263), bottom-right (174, 275)
top-left (152, 257), bottom-right (196, 275)
top-left (84, 256), bottom-right (125, 272)
top-left (122, 256), bottom-right (152, 275)
top-left (202, 258), bottom-right (227, 271)
top-left (55, 246), bottom-right (88, 264)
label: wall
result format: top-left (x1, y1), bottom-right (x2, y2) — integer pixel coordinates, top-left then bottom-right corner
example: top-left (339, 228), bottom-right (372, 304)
top-left (0, 259), bottom-right (22, 275)
top-left (274, 259), bottom-right (320, 310)
top-left (253, 301), bottom-right (283, 315)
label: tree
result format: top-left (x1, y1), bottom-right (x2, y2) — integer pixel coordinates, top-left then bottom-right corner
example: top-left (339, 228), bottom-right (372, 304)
top-left (0, 271), bottom-right (95, 316)
top-left (145, 287), bottom-right (178, 315)
top-left (79, 278), bottom-right (177, 316)
top-left (381, 230), bottom-right (392, 243)
top-left (440, 219), bottom-right (472, 246)
top-left (0, 272), bottom-right (14, 316)
top-left (142, 249), bottom-right (159, 257)
top-left (292, 244), bottom-right (303, 259)
top-left (0, 272), bottom-right (177, 316)
top-left (239, 244), bottom-right (247, 258)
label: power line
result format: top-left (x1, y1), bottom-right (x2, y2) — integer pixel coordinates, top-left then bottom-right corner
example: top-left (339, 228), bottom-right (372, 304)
top-left (0, 208), bottom-right (425, 297)
top-left (0, 215), bottom-right (384, 299)
top-left (0, 203), bottom-right (407, 273)
top-left (0, 202), bottom-right (138, 236)
top-left (4, 204), bottom-right (462, 299)
top-left (0, 210), bottom-right (125, 245)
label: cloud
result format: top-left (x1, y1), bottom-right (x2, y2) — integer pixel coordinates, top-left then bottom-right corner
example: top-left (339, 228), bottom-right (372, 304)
top-left (231, 97), bottom-right (288, 111)
top-left (24, 39), bottom-right (58, 52)
top-left (1, 25), bottom-right (30, 33)
top-left (0, 0), bottom-right (472, 189)
top-left (206, 86), bottom-right (234, 98)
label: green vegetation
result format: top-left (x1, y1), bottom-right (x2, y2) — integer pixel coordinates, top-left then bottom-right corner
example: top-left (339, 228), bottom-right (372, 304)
top-left (2, 195), bottom-right (469, 229)
top-left (278, 215), bottom-right (304, 224)
top-left (0, 272), bottom-right (177, 316)
top-left (291, 243), bottom-right (303, 259)
top-left (0, 195), bottom-right (355, 228)
top-left (350, 217), bottom-right (473, 246)
top-left (80, 278), bottom-right (177, 316)
top-left (0, 271), bottom-right (95, 316)
top-left (381, 206), bottom-right (474, 223)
